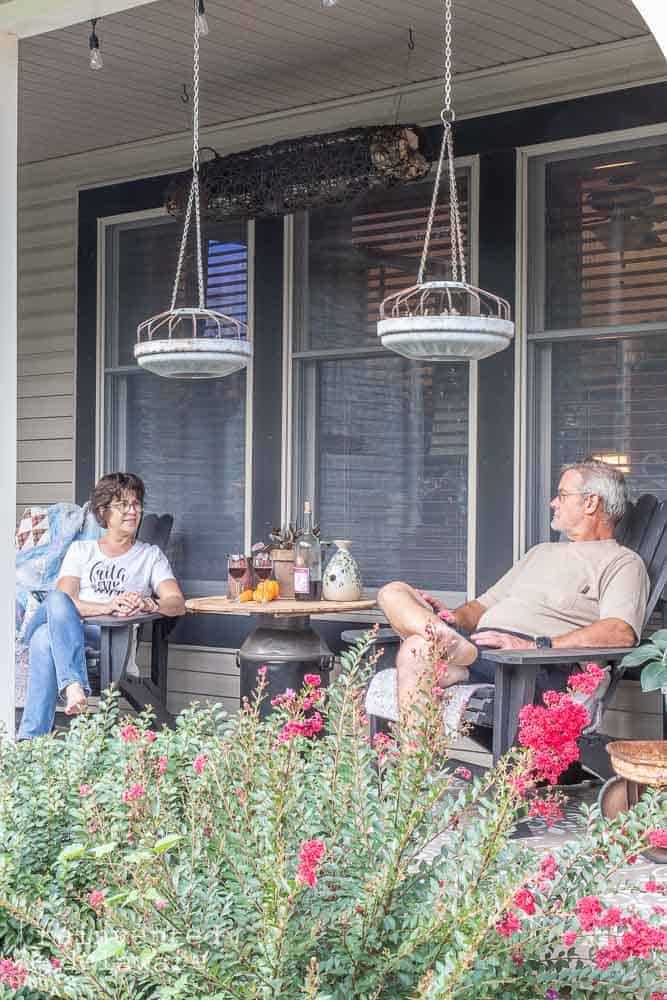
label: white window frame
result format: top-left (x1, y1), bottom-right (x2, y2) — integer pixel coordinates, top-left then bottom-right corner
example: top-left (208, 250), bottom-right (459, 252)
top-left (282, 155), bottom-right (480, 608)
top-left (96, 207), bottom-right (255, 559)
top-left (515, 122), bottom-right (667, 557)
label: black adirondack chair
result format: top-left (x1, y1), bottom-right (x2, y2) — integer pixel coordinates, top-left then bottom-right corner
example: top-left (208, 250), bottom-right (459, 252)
top-left (85, 513), bottom-right (176, 727)
top-left (365, 494), bottom-right (667, 779)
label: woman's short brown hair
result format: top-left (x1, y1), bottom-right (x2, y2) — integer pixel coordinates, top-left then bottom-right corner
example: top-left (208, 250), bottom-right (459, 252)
top-left (91, 472), bottom-right (146, 527)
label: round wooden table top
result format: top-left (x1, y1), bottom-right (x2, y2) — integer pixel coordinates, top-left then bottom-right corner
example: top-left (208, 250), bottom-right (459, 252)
top-left (185, 595), bottom-right (377, 617)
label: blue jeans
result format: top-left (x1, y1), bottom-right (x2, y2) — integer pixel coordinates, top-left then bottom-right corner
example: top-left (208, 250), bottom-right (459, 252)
top-left (18, 591), bottom-right (100, 739)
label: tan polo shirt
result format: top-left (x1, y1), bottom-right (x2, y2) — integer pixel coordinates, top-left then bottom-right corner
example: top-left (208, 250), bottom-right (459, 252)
top-left (476, 540), bottom-right (649, 640)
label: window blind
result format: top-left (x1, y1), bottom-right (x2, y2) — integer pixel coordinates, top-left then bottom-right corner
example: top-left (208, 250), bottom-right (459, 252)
top-left (550, 336), bottom-right (667, 501)
top-left (299, 175), bottom-right (470, 592)
top-left (106, 219), bottom-right (248, 590)
top-left (545, 144), bottom-right (667, 330)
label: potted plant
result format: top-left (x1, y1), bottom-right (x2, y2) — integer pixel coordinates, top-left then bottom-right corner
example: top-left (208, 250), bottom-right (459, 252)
top-left (619, 627), bottom-right (667, 695)
top-left (267, 522), bottom-right (322, 599)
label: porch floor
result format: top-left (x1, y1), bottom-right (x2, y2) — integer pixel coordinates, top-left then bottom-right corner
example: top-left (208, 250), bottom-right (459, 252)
top-left (422, 781), bottom-right (666, 915)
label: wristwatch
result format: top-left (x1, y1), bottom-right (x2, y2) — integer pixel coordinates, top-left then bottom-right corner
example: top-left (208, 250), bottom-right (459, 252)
top-left (535, 636), bottom-right (553, 649)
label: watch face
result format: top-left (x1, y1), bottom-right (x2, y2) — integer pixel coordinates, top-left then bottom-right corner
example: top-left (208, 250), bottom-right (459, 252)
top-left (536, 636), bottom-right (552, 649)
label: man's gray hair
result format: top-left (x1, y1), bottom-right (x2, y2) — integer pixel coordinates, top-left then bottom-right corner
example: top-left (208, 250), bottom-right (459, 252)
top-left (563, 460), bottom-right (628, 525)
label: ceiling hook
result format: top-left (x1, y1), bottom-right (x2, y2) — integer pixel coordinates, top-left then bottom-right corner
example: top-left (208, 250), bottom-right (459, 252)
top-left (181, 83), bottom-right (190, 104)
top-left (408, 26), bottom-right (415, 50)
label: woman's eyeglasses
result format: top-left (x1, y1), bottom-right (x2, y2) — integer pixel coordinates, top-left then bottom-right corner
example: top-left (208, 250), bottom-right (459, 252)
top-left (109, 500), bottom-right (143, 513)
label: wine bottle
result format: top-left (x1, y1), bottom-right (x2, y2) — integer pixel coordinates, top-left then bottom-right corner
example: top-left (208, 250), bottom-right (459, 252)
top-left (293, 501), bottom-right (322, 601)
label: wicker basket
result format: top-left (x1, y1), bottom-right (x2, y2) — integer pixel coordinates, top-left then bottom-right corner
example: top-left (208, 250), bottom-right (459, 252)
top-left (607, 740), bottom-right (667, 787)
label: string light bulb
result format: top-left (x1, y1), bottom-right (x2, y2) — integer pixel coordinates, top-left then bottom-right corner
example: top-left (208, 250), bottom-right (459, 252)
top-left (321, 0), bottom-right (339, 7)
top-left (196, 0), bottom-right (209, 35)
top-left (88, 19), bottom-right (103, 70)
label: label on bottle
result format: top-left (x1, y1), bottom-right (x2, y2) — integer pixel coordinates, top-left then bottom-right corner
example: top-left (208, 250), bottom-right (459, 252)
top-left (294, 566), bottom-right (311, 595)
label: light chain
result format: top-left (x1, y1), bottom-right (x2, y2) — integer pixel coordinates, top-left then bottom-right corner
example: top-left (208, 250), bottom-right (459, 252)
top-left (171, 0), bottom-right (206, 312)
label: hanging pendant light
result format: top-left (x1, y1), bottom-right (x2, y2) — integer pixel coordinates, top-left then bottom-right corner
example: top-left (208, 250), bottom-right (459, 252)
top-left (377, 0), bottom-right (513, 363)
top-left (135, 1), bottom-right (252, 379)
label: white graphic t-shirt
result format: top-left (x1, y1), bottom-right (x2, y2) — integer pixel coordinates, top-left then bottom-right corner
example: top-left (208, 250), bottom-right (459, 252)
top-left (58, 540), bottom-right (175, 605)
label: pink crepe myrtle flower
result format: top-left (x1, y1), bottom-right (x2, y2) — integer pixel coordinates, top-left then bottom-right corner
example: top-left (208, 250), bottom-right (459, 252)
top-left (49, 956), bottom-right (61, 969)
top-left (155, 899), bottom-right (168, 911)
top-left (575, 895), bottom-right (602, 931)
top-left (277, 712), bottom-right (323, 744)
top-left (193, 754), bottom-right (208, 775)
top-left (495, 912), bottom-right (521, 938)
top-left (372, 732), bottom-right (400, 766)
top-left (648, 828), bottom-right (667, 849)
top-left (271, 688), bottom-right (296, 708)
top-left (257, 665), bottom-right (268, 677)
top-left (567, 662), bottom-right (607, 696)
top-left (0, 959), bottom-right (28, 990)
top-left (120, 724), bottom-right (140, 742)
top-left (454, 766), bottom-right (472, 780)
top-left (529, 797), bottom-right (563, 826)
top-left (158, 756), bottom-right (168, 775)
top-left (513, 888), bottom-right (536, 915)
top-left (594, 915), bottom-right (666, 969)
top-left (562, 931), bottom-right (578, 948)
top-left (78, 784), bottom-right (93, 797)
top-left (539, 854), bottom-right (558, 881)
top-left (144, 730), bottom-right (157, 743)
top-left (303, 673), bottom-right (321, 688)
top-left (297, 839), bottom-right (326, 887)
top-left (122, 783), bottom-right (145, 803)
top-left (518, 692), bottom-right (589, 784)
top-left (598, 907), bottom-right (623, 928)
top-left (87, 889), bottom-right (105, 911)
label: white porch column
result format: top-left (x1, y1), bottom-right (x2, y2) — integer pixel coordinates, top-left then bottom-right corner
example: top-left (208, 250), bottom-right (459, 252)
top-left (0, 32), bottom-right (18, 739)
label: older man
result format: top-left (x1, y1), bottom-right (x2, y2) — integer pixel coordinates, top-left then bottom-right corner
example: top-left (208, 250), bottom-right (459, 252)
top-left (379, 461), bottom-right (649, 714)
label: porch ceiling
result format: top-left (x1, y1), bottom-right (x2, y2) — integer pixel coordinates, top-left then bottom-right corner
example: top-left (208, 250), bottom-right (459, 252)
top-left (17, 0), bottom-right (657, 164)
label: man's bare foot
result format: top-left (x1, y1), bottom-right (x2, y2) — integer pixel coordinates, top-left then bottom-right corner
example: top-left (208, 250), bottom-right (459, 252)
top-left (431, 619), bottom-right (478, 668)
top-left (64, 682), bottom-right (87, 716)
top-left (435, 661), bottom-right (470, 687)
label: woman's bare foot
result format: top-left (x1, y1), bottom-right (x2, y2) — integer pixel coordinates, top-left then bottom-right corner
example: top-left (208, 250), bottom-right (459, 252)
top-left (64, 682), bottom-right (87, 716)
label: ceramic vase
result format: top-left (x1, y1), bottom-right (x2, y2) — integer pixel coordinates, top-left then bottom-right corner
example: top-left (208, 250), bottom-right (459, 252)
top-left (322, 540), bottom-right (362, 601)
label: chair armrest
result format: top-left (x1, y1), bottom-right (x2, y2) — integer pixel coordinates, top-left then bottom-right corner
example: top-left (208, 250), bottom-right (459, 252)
top-left (84, 611), bottom-right (165, 628)
top-left (479, 646), bottom-right (633, 667)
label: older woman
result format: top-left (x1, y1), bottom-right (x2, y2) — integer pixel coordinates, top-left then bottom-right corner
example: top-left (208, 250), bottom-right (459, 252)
top-left (19, 472), bottom-right (185, 739)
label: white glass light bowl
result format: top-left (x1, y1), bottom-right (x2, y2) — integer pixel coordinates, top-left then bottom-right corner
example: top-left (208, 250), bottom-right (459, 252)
top-left (378, 281), bottom-right (514, 362)
top-left (135, 307), bottom-right (251, 379)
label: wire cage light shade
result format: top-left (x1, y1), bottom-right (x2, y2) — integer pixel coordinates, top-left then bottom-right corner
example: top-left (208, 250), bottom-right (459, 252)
top-left (377, 0), bottom-right (514, 363)
top-left (135, 308), bottom-right (252, 379)
top-left (378, 281), bottom-right (513, 362)
top-left (134, 1), bottom-right (251, 380)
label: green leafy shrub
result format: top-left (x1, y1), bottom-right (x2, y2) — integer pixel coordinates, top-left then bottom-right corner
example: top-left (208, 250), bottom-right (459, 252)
top-left (0, 631), bottom-right (664, 998)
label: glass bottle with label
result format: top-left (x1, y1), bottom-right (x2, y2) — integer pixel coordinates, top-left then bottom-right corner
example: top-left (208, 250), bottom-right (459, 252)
top-left (293, 501), bottom-right (322, 601)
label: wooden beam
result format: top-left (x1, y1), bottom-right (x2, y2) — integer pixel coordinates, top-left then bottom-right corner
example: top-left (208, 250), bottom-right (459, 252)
top-left (0, 1), bottom-right (158, 39)
top-left (0, 32), bottom-right (17, 739)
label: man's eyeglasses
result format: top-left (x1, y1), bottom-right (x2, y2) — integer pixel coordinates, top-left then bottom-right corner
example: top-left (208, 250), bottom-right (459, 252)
top-left (555, 490), bottom-right (592, 501)
top-left (109, 500), bottom-right (143, 513)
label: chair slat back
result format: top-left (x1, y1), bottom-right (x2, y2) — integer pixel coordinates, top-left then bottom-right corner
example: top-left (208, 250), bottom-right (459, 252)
top-left (137, 514), bottom-right (174, 553)
top-left (619, 494), bottom-right (659, 554)
top-left (615, 494), bottom-right (667, 629)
